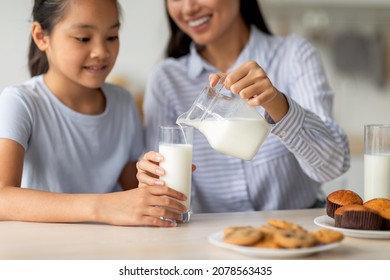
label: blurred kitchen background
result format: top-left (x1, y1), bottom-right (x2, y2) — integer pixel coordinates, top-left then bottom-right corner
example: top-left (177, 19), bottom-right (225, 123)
top-left (1, 0), bottom-right (390, 197)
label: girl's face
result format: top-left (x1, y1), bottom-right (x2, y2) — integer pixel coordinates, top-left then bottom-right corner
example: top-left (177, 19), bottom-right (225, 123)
top-left (43, 0), bottom-right (120, 91)
top-left (167, 0), bottom-right (242, 46)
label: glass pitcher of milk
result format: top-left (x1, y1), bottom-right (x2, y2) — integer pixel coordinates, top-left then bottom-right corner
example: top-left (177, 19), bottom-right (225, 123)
top-left (176, 85), bottom-right (271, 160)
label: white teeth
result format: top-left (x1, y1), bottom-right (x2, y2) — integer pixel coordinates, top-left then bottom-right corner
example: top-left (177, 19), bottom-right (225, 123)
top-left (188, 16), bottom-right (210, 27)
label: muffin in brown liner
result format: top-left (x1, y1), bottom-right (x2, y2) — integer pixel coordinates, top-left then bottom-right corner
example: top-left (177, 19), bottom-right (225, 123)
top-left (340, 205), bottom-right (382, 230)
top-left (326, 190), bottom-right (363, 218)
top-left (364, 198), bottom-right (390, 211)
top-left (364, 198), bottom-right (390, 230)
top-left (379, 209), bottom-right (390, 230)
top-left (334, 206), bottom-right (347, 228)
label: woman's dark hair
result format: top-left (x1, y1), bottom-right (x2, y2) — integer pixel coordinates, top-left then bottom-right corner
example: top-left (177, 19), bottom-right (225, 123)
top-left (28, 0), bottom-right (70, 77)
top-left (165, 0), bottom-right (272, 58)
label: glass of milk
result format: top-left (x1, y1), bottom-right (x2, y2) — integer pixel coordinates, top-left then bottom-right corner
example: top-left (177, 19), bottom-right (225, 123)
top-left (159, 125), bottom-right (193, 223)
top-left (364, 124), bottom-right (390, 200)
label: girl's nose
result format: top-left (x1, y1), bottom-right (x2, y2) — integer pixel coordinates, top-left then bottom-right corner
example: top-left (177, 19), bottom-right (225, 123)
top-left (90, 41), bottom-right (110, 60)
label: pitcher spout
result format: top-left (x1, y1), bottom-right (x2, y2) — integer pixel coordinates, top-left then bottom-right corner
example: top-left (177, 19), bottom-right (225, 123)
top-left (176, 112), bottom-right (200, 129)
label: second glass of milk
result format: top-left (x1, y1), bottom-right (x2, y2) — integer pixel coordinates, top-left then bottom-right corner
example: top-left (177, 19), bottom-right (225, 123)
top-left (159, 125), bottom-right (193, 223)
top-left (364, 124), bottom-right (390, 201)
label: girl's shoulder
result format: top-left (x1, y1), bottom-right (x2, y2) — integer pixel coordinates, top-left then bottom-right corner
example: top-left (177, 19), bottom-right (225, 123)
top-left (0, 76), bottom-right (43, 104)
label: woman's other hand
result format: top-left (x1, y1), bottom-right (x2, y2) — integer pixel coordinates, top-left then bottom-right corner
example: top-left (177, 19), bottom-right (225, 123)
top-left (136, 151), bottom-right (166, 187)
top-left (136, 151), bottom-right (196, 188)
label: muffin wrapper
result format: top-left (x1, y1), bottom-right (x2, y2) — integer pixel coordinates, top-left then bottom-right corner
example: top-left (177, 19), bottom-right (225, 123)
top-left (334, 214), bottom-right (343, 228)
top-left (341, 211), bottom-right (382, 230)
top-left (381, 218), bottom-right (390, 231)
top-left (326, 200), bottom-right (340, 219)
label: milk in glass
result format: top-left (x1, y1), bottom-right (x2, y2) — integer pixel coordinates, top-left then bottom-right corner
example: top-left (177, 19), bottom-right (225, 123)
top-left (364, 153), bottom-right (390, 200)
top-left (159, 143), bottom-right (193, 210)
top-left (364, 124), bottom-right (390, 200)
top-left (159, 125), bottom-right (193, 223)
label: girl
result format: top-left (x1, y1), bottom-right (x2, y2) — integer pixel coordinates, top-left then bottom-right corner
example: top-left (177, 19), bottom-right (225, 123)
top-left (0, 0), bottom-right (186, 226)
top-left (136, 0), bottom-right (350, 213)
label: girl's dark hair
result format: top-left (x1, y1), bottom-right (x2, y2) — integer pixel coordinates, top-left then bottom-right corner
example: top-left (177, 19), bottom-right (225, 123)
top-left (165, 0), bottom-right (272, 58)
top-left (28, 0), bottom-right (69, 77)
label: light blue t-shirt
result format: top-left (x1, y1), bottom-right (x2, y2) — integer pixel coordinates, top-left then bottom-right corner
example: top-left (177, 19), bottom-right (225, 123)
top-left (0, 75), bottom-right (144, 193)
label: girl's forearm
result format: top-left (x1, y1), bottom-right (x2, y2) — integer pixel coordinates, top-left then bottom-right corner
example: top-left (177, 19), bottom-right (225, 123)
top-left (0, 186), bottom-right (99, 223)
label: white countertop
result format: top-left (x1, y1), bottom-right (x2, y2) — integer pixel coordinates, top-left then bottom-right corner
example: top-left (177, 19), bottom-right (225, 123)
top-left (1, 208), bottom-right (389, 260)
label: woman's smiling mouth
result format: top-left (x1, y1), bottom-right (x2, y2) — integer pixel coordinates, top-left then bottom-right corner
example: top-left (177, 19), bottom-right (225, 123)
top-left (188, 16), bottom-right (211, 27)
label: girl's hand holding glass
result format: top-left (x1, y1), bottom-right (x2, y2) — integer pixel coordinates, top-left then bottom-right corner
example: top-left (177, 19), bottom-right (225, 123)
top-left (97, 185), bottom-right (187, 227)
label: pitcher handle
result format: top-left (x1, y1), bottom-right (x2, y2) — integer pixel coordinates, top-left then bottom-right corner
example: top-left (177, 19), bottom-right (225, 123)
top-left (213, 73), bottom-right (227, 93)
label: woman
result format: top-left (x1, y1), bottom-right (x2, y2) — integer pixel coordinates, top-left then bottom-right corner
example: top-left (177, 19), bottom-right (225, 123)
top-left (137, 0), bottom-right (350, 213)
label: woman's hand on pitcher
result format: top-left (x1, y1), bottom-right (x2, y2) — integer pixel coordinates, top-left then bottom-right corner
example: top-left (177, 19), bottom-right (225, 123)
top-left (209, 61), bottom-right (289, 122)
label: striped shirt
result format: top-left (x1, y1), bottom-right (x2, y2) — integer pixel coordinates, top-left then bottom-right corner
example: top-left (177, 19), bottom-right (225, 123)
top-left (143, 26), bottom-right (350, 213)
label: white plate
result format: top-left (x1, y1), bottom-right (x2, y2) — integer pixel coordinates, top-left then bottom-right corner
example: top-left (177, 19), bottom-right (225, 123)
top-left (314, 215), bottom-right (390, 239)
top-left (208, 231), bottom-right (341, 258)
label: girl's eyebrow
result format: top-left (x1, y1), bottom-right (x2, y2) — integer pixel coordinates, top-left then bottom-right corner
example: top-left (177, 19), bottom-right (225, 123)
top-left (70, 22), bottom-right (121, 30)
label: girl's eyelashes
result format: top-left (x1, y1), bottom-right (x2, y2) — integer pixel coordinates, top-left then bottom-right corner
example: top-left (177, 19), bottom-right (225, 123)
top-left (107, 35), bottom-right (119, 41)
top-left (74, 36), bottom-right (119, 42)
top-left (75, 37), bottom-right (90, 42)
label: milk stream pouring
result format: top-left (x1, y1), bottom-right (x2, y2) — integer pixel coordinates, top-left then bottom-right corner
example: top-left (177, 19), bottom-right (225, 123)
top-left (176, 85), bottom-right (270, 160)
